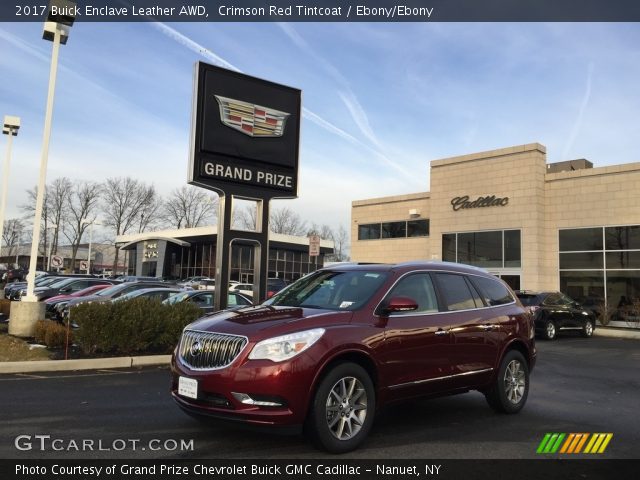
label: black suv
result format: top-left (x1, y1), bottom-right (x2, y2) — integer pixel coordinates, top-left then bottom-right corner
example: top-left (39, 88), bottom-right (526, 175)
top-left (515, 291), bottom-right (596, 340)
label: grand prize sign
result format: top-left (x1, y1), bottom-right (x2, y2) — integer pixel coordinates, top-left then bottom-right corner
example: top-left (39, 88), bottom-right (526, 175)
top-left (188, 62), bottom-right (302, 309)
top-left (189, 62), bottom-right (301, 198)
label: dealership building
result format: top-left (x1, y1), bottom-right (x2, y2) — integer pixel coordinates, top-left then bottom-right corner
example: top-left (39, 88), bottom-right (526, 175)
top-left (116, 226), bottom-right (333, 283)
top-left (351, 143), bottom-right (640, 328)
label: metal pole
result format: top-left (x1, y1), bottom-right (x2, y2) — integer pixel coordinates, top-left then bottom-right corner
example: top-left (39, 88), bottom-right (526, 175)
top-left (87, 223), bottom-right (93, 274)
top-left (24, 26), bottom-right (61, 301)
top-left (47, 228), bottom-right (54, 271)
top-left (0, 132), bottom-right (14, 258)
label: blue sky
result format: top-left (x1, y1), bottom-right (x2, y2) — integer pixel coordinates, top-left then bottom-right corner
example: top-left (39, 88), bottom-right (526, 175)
top-left (1, 21), bottom-right (640, 234)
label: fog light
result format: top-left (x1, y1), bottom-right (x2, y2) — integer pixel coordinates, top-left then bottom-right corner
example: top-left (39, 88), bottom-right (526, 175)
top-left (231, 392), bottom-right (284, 407)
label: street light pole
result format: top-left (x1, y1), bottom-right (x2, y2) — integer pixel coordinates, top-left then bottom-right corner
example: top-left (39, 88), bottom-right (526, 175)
top-left (82, 219), bottom-right (101, 274)
top-left (46, 223), bottom-right (57, 271)
top-left (0, 116), bottom-right (20, 260)
top-left (24, 2), bottom-right (75, 301)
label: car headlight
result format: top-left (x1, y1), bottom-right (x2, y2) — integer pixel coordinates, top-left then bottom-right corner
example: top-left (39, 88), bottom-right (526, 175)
top-left (248, 328), bottom-right (325, 362)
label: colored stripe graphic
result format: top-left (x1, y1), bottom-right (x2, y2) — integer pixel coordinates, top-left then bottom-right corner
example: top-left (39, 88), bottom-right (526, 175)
top-left (538, 433), bottom-right (613, 454)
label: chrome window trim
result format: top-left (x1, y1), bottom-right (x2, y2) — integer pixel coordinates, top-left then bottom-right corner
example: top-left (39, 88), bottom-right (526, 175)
top-left (374, 269), bottom-right (516, 319)
top-left (388, 368), bottom-right (494, 390)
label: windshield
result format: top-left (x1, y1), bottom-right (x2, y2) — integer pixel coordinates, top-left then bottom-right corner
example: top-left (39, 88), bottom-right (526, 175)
top-left (46, 278), bottom-right (76, 289)
top-left (164, 291), bottom-right (190, 305)
top-left (266, 270), bottom-right (388, 311)
top-left (95, 283), bottom-right (128, 297)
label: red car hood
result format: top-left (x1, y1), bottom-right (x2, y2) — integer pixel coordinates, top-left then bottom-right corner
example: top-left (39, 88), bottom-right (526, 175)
top-left (45, 293), bottom-right (75, 304)
top-left (185, 305), bottom-right (353, 341)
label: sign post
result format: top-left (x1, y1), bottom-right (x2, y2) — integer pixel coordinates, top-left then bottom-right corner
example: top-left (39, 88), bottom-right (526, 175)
top-left (189, 62), bottom-right (301, 310)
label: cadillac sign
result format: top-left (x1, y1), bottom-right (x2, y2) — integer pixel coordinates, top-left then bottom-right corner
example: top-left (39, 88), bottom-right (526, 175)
top-left (215, 96), bottom-right (289, 138)
top-left (189, 62), bottom-right (301, 198)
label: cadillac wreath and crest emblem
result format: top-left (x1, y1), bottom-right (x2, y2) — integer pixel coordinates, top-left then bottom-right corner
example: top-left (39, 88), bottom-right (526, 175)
top-left (215, 95), bottom-right (290, 138)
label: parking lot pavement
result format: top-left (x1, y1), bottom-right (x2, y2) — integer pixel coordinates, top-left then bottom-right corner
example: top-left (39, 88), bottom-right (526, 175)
top-left (0, 336), bottom-right (638, 459)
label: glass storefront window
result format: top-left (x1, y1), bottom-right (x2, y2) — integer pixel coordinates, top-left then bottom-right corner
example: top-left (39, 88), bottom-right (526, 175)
top-left (559, 227), bottom-right (603, 251)
top-left (442, 234), bottom-right (456, 262)
top-left (457, 231), bottom-right (503, 268)
top-left (605, 226), bottom-right (640, 251)
top-left (381, 221), bottom-right (407, 238)
top-left (407, 220), bottom-right (429, 237)
top-left (559, 271), bottom-right (605, 307)
top-left (606, 271), bottom-right (640, 326)
top-left (559, 252), bottom-right (604, 270)
top-left (358, 224), bottom-right (381, 240)
top-left (442, 230), bottom-right (520, 269)
top-left (504, 230), bottom-right (521, 268)
top-left (606, 251), bottom-right (640, 269)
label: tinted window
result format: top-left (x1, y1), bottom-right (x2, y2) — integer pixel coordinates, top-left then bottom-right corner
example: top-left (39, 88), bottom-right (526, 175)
top-left (442, 234), bottom-right (456, 262)
top-left (435, 273), bottom-right (478, 311)
top-left (385, 273), bottom-right (438, 314)
top-left (457, 231), bottom-right (503, 268)
top-left (542, 294), bottom-right (561, 306)
top-left (381, 221), bottom-right (407, 239)
top-left (407, 220), bottom-right (429, 237)
top-left (472, 276), bottom-right (514, 306)
top-left (605, 226), bottom-right (640, 250)
top-left (516, 294), bottom-right (541, 306)
top-left (504, 230), bottom-right (521, 267)
top-left (358, 224), bottom-right (381, 240)
top-left (559, 228), bottom-right (603, 251)
top-left (559, 252), bottom-right (603, 269)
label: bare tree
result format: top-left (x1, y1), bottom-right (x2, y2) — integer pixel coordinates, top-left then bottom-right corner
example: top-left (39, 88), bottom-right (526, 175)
top-left (47, 177), bottom-right (72, 255)
top-left (233, 204), bottom-right (257, 231)
top-left (162, 186), bottom-right (217, 229)
top-left (333, 224), bottom-right (350, 261)
top-left (101, 177), bottom-right (159, 272)
top-left (62, 181), bottom-right (102, 267)
top-left (269, 207), bottom-right (307, 236)
top-left (1, 218), bottom-right (24, 259)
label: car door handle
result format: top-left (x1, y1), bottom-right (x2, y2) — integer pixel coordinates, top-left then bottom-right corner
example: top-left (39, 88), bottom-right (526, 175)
top-left (434, 329), bottom-right (448, 336)
top-left (481, 324), bottom-right (495, 331)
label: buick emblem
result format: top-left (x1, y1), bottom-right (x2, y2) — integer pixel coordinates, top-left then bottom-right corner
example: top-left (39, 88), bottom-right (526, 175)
top-left (215, 95), bottom-right (290, 137)
top-left (190, 341), bottom-right (202, 356)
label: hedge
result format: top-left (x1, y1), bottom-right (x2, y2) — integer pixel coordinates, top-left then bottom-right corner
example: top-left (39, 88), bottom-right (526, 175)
top-left (70, 298), bottom-right (203, 356)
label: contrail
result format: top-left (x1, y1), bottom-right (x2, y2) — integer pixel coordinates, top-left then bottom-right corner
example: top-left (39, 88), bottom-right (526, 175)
top-left (562, 62), bottom-right (594, 160)
top-left (153, 22), bottom-right (414, 179)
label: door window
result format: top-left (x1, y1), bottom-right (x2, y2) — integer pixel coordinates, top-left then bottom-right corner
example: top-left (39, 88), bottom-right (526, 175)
top-left (434, 273), bottom-right (480, 311)
top-left (385, 273), bottom-right (438, 315)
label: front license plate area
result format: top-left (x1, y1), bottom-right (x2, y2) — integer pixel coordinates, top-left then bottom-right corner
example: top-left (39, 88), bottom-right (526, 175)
top-left (178, 376), bottom-right (198, 399)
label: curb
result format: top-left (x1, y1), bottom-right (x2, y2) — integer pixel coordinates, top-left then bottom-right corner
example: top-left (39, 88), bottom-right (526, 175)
top-left (594, 327), bottom-right (640, 340)
top-left (0, 355), bottom-right (171, 374)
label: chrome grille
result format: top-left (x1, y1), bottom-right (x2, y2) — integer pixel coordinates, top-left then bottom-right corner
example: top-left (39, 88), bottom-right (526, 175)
top-left (179, 330), bottom-right (247, 370)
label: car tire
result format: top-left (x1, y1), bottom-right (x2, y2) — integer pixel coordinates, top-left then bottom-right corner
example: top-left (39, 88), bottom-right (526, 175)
top-left (582, 319), bottom-right (594, 338)
top-left (485, 350), bottom-right (529, 414)
top-left (542, 319), bottom-right (557, 340)
top-left (307, 362), bottom-right (375, 453)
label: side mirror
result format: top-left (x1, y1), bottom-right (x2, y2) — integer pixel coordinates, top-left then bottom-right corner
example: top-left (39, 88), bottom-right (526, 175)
top-left (383, 296), bottom-right (419, 314)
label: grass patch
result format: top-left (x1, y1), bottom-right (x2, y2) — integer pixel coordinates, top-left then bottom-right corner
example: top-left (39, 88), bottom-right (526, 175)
top-left (0, 331), bottom-right (51, 362)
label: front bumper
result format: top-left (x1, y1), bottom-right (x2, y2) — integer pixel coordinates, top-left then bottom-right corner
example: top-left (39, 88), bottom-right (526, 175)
top-left (170, 349), bottom-right (318, 428)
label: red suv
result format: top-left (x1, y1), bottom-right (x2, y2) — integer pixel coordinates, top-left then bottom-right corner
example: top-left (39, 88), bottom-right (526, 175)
top-left (171, 262), bottom-right (536, 452)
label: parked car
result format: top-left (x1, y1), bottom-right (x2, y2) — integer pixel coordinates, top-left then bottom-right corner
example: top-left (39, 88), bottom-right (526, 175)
top-left (198, 279), bottom-right (216, 291)
top-left (515, 291), bottom-right (596, 340)
top-left (177, 276), bottom-right (209, 289)
top-left (45, 284), bottom-right (112, 321)
top-left (171, 261), bottom-right (536, 453)
top-left (266, 277), bottom-right (287, 298)
top-left (20, 277), bottom-right (117, 302)
top-left (5, 275), bottom-right (61, 300)
top-left (112, 287), bottom-right (184, 303)
top-left (3, 267), bottom-right (27, 283)
top-left (63, 281), bottom-right (174, 318)
top-left (119, 276), bottom-right (162, 283)
top-left (229, 283), bottom-right (254, 297)
top-left (163, 290), bottom-right (252, 314)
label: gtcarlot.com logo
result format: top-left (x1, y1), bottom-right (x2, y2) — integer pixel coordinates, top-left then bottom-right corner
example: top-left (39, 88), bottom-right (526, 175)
top-left (537, 433), bottom-right (613, 454)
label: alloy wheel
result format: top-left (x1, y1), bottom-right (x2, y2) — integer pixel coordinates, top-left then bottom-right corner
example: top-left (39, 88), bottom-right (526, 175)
top-left (546, 321), bottom-right (556, 339)
top-left (325, 376), bottom-right (368, 441)
top-left (503, 360), bottom-right (526, 405)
